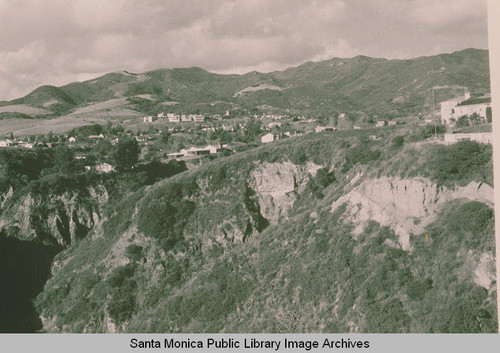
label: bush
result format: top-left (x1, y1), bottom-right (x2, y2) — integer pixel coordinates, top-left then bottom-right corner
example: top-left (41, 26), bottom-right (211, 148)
top-left (392, 135), bottom-right (404, 147)
top-left (137, 182), bottom-right (197, 251)
top-left (125, 244), bottom-right (144, 262)
top-left (425, 140), bottom-right (492, 186)
top-left (107, 264), bottom-right (137, 288)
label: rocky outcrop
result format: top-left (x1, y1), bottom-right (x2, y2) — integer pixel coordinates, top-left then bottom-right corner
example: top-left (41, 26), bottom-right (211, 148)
top-left (330, 177), bottom-right (494, 250)
top-left (250, 161), bottom-right (322, 224)
top-left (0, 185), bottom-right (108, 246)
top-left (474, 253), bottom-right (496, 290)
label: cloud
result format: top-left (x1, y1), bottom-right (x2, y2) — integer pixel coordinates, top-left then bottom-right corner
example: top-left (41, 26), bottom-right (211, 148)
top-left (0, 0), bottom-right (489, 100)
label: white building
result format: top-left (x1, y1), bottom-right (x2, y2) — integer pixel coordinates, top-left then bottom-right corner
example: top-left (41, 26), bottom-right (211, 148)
top-left (192, 114), bottom-right (205, 122)
top-left (315, 126), bottom-right (336, 132)
top-left (268, 122), bottom-right (282, 129)
top-left (68, 137), bottom-right (76, 143)
top-left (95, 163), bottom-right (115, 173)
top-left (168, 114), bottom-right (180, 122)
top-left (143, 116), bottom-right (155, 123)
top-left (88, 134), bottom-right (104, 139)
top-left (0, 139), bottom-right (13, 147)
top-left (439, 93), bottom-right (491, 125)
top-left (261, 133), bottom-right (275, 143)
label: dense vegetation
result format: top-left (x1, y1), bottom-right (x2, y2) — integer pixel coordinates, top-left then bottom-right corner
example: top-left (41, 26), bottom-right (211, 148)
top-left (25, 129), bottom-right (496, 333)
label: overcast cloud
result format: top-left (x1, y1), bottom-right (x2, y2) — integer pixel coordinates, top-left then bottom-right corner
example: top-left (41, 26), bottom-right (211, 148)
top-left (0, 0), bottom-right (489, 100)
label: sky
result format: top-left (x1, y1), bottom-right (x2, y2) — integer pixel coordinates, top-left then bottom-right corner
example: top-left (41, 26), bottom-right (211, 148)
top-left (0, 0), bottom-right (489, 101)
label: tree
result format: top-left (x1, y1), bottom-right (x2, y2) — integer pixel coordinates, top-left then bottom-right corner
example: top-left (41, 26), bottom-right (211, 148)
top-left (54, 145), bottom-right (78, 174)
top-left (91, 139), bottom-right (113, 163)
top-left (112, 137), bottom-right (140, 171)
top-left (244, 119), bottom-right (262, 141)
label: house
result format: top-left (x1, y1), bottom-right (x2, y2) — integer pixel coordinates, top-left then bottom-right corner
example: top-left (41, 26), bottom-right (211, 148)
top-left (181, 114), bottom-right (192, 122)
top-left (338, 113), bottom-right (346, 119)
top-left (168, 114), bottom-right (180, 122)
top-left (353, 126), bottom-right (361, 130)
top-left (0, 139), bottom-right (13, 147)
top-left (388, 121), bottom-right (397, 126)
top-left (315, 126), bottom-right (336, 133)
top-left (452, 103), bottom-right (490, 122)
top-left (68, 137), bottom-right (76, 143)
top-left (440, 93), bottom-right (470, 123)
top-left (157, 112), bottom-right (165, 118)
top-left (95, 163), bottom-right (115, 173)
top-left (268, 122), bottom-right (282, 129)
top-left (261, 133), bottom-right (275, 143)
top-left (143, 116), bottom-right (155, 123)
top-left (192, 114), bottom-right (205, 122)
top-left (88, 134), bottom-right (104, 139)
top-left (375, 120), bottom-right (386, 127)
top-left (440, 93), bottom-right (491, 125)
top-left (204, 145), bottom-right (220, 154)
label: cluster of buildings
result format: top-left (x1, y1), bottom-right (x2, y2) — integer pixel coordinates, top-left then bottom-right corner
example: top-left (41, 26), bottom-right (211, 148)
top-left (143, 113), bottom-right (206, 123)
top-left (0, 139), bottom-right (37, 149)
top-left (440, 93), bottom-right (491, 125)
top-left (166, 144), bottom-right (224, 158)
top-left (261, 132), bottom-right (302, 144)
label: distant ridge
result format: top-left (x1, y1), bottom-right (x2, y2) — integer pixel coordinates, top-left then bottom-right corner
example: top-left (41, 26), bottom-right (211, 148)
top-left (0, 48), bottom-right (490, 119)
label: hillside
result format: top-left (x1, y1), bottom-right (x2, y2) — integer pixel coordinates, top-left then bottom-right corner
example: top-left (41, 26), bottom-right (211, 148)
top-left (0, 49), bottom-right (490, 123)
top-left (1, 127), bottom-right (494, 333)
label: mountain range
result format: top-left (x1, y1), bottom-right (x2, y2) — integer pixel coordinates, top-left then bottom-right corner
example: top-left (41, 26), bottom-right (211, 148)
top-left (0, 48), bottom-right (491, 122)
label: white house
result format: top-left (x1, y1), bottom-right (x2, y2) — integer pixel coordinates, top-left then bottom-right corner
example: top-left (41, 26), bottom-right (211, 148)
top-left (452, 103), bottom-right (490, 122)
top-left (181, 114), bottom-right (191, 122)
top-left (88, 134), bottom-right (104, 139)
top-left (143, 116), bottom-right (155, 123)
top-left (168, 114), bottom-right (180, 122)
top-left (192, 114), bottom-right (205, 122)
top-left (68, 136), bottom-right (76, 143)
top-left (95, 163), bottom-right (115, 173)
top-left (268, 122), bottom-right (282, 129)
top-left (157, 112), bottom-right (165, 118)
top-left (439, 93), bottom-right (491, 125)
top-left (0, 140), bottom-right (13, 147)
top-left (375, 120), bottom-right (386, 127)
top-left (261, 133), bottom-right (275, 143)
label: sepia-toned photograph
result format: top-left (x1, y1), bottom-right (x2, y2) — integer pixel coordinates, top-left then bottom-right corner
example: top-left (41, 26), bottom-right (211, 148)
top-left (0, 0), bottom-right (496, 334)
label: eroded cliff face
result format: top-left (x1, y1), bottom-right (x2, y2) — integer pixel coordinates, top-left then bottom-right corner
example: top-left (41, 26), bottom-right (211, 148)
top-left (250, 161), bottom-right (322, 224)
top-left (0, 185), bottom-right (108, 246)
top-left (330, 177), bottom-right (494, 250)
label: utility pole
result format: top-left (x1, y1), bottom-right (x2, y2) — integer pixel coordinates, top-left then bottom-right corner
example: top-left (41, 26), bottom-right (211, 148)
top-left (432, 87), bottom-right (437, 139)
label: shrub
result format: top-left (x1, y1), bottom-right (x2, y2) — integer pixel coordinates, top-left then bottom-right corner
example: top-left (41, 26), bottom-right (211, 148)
top-left (125, 244), bottom-right (144, 262)
top-left (425, 140), bottom-right (492, 186)
top-left (392, 135), bottom-right (404, 147)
